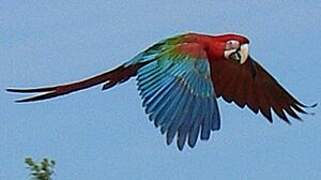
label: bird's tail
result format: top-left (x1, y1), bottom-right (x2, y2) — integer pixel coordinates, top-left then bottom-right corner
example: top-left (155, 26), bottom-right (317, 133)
top-left (7, 61), bottom-right (150, 103)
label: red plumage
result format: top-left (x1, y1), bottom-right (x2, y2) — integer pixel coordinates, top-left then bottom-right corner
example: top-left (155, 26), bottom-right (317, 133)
top-left (7, 32), bottom-right (316, 150)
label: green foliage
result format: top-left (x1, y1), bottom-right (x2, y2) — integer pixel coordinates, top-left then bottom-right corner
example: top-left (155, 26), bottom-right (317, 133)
top-left (25, 157), bottom-right (55, 180)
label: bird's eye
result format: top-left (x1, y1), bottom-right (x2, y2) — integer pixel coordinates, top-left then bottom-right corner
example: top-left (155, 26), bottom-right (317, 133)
top-left (225, 40), bottom-right (240, 50)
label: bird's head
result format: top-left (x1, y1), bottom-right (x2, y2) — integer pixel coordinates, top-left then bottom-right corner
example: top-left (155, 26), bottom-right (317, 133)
top-left (214, 33), bottom-right (250, 64)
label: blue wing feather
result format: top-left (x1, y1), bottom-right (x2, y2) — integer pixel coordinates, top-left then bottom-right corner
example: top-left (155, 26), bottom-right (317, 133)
top-left (201, 98), bottom-right (212, 140)
top-left (166, 87), bottom-right (190, 145)
top-left (145, 78), bottom-right (177, 115)
top-left (212, 99), bottom-right (221, 131)
top-left (132, 41), bottom-right (220, 150)
top-left (151, 82), bottom-right (184, 128)
top-left (152, 84), bottom-right (180, 127)
top-left (188, 118), bottom-right (202, 148)
top-left (176, 92), bottom-right (195, 150)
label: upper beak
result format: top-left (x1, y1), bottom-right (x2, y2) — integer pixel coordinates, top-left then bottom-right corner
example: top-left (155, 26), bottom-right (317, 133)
top-left (239, 44), bottom-right (249, 64)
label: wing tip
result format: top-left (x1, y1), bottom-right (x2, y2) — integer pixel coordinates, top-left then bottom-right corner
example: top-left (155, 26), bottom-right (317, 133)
top-left (177, 144), bottom-right (185, 151)
top-left (309, 103), bottom-right (318, 108)
top-left (296, 101), bottom-right (318, 108)
top-left (298, 102), bottom-right (317, 116)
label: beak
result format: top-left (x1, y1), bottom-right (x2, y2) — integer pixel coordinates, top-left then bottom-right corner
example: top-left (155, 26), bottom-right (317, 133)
top-left (224, 43), bottom-right (249, 64)
top-left (239, 44), bottom-right (249, 64)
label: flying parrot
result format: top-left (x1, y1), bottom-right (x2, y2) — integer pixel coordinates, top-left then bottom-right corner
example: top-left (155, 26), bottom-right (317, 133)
top-left (7, 32), bottom-right (316, 150)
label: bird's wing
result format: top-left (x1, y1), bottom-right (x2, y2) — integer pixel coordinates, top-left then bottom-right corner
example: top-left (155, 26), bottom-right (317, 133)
top-left (136, 40), bottom-right (220, 150)
top-left (211, 56), bottom-right (316, 124)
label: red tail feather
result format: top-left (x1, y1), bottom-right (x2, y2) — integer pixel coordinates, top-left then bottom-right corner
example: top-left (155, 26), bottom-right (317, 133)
top-left (7, 62), bottom-right (148, 103)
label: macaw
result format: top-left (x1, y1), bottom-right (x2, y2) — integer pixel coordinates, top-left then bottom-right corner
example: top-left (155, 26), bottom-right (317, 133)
top-left (7, 32), bottom-right (316, 150)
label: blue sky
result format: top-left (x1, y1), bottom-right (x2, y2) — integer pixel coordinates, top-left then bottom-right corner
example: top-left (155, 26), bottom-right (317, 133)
top-left (1, 1), bottom-right (321, 179)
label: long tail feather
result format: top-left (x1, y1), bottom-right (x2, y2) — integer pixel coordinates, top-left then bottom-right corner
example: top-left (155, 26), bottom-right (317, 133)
top-left (7, 62), bottom-right (149, 103)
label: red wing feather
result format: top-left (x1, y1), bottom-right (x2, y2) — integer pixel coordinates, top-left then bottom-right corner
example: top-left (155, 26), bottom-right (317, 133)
top-left (211, 56), bottom-right (316, 123)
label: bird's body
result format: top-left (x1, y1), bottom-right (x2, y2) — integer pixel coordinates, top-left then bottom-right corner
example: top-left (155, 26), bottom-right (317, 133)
top-left (7, 32), bottom-right (315, 150)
